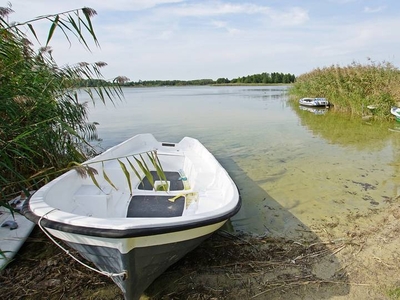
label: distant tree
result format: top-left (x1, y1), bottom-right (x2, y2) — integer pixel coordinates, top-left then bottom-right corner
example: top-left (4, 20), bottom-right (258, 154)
top-left (216, 78), bottom-right (230, 84)
top-left (230, 72), bottom-right (295, 84)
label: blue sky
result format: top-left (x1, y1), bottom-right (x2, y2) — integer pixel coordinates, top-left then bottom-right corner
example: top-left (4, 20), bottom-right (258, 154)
top-left (5, 0), bottom-right (400, 81)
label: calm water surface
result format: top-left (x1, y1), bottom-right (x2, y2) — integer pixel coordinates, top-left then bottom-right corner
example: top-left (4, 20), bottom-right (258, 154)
top-left (84, 86), bottom-right (400, 238)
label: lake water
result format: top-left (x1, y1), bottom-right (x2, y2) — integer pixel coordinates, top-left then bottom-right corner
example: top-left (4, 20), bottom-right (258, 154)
top-left (83, 86), bottom-right (400, 238)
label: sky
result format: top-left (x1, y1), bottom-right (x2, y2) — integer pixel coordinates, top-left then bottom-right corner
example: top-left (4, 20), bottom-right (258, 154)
top-left (4, 0), bottom-right (400, 81)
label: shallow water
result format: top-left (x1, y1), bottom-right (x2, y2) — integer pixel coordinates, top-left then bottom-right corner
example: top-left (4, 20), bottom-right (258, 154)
top-left (83, 86), bottom-right (400, 237)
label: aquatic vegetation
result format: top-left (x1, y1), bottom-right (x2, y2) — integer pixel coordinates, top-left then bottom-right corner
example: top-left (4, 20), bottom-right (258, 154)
top-left (289, 60), bottom-right (400, 119)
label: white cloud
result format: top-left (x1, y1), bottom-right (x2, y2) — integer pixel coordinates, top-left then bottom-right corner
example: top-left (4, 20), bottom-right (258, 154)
top-left (211, 20), bottom-right (242, 35)
top-left (8, 0), bottom-right (185, 16)
top-left (364, 6), bottom-right (386, 13)
top-left (87, 0), bottom-right (185, 11)
top-left (158, 1), bottom-right (308, 27)
top-left (328, 0), bottom-right (358, 3)
top-left (268, 7), bottom-right (309, 26)
top-left (168, 2), bottom-right (270, 16)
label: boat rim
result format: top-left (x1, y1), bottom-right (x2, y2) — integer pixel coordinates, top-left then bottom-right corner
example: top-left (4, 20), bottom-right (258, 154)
top-left (22, 190), bottom-right (242, 239)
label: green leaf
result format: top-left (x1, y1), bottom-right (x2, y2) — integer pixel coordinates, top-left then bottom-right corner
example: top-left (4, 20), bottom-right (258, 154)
top-left (139, 154), bottom-right (150, 172)
top-left (46, 15), bottom-right (59, 46)
top-left (27, 23), bottom-right (39, 43)
top-left (117, 159), bottom-right (132, 195)
top-left (67, 15), bottom-right (90, 50)
top-left (126, 157), bottom-right (143, 188)
top-left (147, 152), bottom-right (167, 183)
top-left (87, 167), bottom-right (102, 191)
top-left (96, 86), bottom-right (105, 104)
top-left (153, 151), bottom-right (167, 182)
top-left (81, 7), bottom-right (99, 47)
top-left (102, 162), bottom-right (118, 190)
top-left (54, 18), bottom-right (72, 47)
top-left (134, 156), bottom-right (154, 188)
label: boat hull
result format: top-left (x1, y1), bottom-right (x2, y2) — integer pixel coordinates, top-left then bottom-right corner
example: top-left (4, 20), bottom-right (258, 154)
top-left (59, 226), bottom-right (218, 299)
top-left (24, 197), bottom-right (235, 299)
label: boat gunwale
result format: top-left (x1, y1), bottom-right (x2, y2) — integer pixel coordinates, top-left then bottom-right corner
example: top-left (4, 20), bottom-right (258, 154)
top-left (22, 193), bottom-right (242, 238)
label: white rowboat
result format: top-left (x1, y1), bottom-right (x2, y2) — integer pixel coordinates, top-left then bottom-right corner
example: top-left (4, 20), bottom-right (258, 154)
top-left (299, 97), bottom-right (329, 107)
top-left (23, 134), bottom-right (241, 299)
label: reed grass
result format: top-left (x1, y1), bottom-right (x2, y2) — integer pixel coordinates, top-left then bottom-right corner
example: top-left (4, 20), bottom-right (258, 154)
top-left (0, 6), bottom-right (124, 201)
top-left (289, 60), bottom-right (400, 119)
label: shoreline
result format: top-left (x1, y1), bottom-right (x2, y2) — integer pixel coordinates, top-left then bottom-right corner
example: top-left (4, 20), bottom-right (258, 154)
top-left (1, 197), bottom-right (399, 299)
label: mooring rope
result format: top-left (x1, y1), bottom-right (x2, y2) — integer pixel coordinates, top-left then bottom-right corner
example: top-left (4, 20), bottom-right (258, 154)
top-left (38, 209), bottom-right (127, 279)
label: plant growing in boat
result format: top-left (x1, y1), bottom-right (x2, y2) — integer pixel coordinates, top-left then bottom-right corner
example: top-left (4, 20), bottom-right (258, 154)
top-left (74, 150), bottom-right (167, 195)
top-left (154, 182), bottom-right (169, 192)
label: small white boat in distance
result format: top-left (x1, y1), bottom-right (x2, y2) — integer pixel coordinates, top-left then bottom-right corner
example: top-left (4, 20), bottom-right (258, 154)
top-left (23, 134), bottom-right (241, 300)
top-left (299, 97), bottom-right (329, 107)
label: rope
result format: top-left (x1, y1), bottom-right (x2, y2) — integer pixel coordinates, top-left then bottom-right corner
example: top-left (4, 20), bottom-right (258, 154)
top-left (38, 209), bottom-right (127, 279)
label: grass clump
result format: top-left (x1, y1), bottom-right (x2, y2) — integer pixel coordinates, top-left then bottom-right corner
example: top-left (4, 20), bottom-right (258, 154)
top-left (289, 59), bottom-right (400, 119)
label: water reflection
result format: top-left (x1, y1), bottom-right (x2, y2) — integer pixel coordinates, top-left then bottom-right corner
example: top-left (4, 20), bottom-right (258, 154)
top-left (291, 102), bottom-right (393, 151)
top-left (299, 105), bottom-right (329, 115)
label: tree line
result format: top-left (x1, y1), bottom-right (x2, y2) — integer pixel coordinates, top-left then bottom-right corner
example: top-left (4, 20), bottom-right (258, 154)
top-left (229, 72), bottom-right (296, 84)
top-left (78, 72), bottom-right (296, 87)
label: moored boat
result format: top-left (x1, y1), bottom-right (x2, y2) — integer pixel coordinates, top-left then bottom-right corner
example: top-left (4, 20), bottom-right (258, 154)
top-left (390, 106), bottom-right (400, 122)
top-left (299, 97), bottom-right (329, 107)
top-left (23, 134), bottom-right (241, 299)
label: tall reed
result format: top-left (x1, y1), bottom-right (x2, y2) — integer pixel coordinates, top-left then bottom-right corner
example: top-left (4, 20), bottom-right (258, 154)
top-left (0, 6), bottom-right (124, 200)
top-left (289, 60), bottom-right (400, 119)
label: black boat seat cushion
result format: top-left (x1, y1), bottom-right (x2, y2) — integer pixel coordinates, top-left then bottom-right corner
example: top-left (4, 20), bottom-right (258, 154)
top-left (127, 195), bottom-right (185, 218)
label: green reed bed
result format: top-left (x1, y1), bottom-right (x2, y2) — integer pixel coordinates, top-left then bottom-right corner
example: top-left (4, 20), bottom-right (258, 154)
top-left (289, 61), bottom-right (400, 119)
top-left (0, 6), bottom-right (124, 201)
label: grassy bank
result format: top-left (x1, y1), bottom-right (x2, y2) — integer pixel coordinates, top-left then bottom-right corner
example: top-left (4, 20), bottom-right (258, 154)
top-left (289, 60), bottom-right (400, 119)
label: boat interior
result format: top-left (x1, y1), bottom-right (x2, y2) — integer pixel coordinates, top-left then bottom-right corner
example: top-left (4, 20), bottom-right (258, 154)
top-left (42, 142), bottom-right (233, 219)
